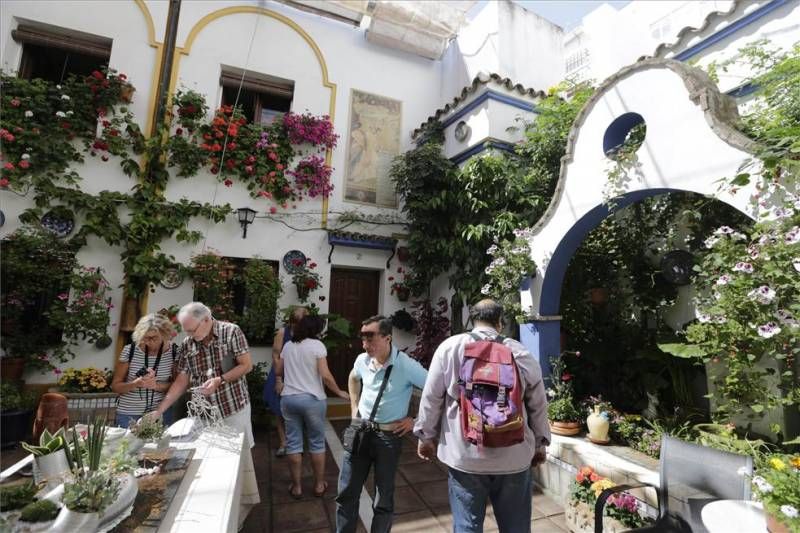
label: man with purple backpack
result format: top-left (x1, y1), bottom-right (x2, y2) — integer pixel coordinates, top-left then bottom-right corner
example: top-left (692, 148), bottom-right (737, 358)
top-left (414, 299), bottom-right (550, 533)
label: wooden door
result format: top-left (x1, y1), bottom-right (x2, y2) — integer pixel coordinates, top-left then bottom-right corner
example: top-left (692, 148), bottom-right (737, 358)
top-left (328, 268), bottom-right (380, 386)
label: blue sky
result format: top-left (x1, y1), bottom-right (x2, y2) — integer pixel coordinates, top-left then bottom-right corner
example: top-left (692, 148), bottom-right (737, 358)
top-left (511, 1), bottom-right (631, 30)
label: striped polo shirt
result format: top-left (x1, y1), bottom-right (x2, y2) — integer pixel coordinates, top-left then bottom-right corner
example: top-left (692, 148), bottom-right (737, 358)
top-left (178, 320), bottom-right (251, 418)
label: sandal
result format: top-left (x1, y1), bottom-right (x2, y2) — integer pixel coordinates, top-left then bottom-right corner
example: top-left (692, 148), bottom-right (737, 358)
top-left (288, 484), bottom-right (303, 500)
top-left (313, 481), bottom-right (328, 498)
top-left (274, 447), bottom-right (287, 458)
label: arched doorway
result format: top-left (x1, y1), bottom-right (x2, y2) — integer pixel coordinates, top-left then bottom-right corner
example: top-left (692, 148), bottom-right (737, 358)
top-left (518, 59), bottom-right (763, 376)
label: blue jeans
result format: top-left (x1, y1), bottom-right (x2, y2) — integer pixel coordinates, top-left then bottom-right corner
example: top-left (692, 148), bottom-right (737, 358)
top-left (448, 466), bottom-right (532, 533)
top-left (115, 408), bottom-right (173, 429)
top-left (336, 430), bottom-right (403, 533)
top-left (280, 393), bottom-right (327, 454)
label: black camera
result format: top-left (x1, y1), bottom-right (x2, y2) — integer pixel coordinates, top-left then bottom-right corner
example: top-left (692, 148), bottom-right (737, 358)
top-left (135, 367), bottom-right (150, 378)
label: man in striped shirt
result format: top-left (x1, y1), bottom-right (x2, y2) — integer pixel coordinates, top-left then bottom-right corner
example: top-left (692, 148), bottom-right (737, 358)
top-left (151, 301), bottom-right (255, 448)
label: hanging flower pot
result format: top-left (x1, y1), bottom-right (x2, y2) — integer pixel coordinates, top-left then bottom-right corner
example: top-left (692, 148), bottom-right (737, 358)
top-left (295, 283), bottom-right (310, 301)
top-left (397, 246), bottom-right (410, 263)
top-left (395, 287), bottom-right (410, 302)
top-left (119, 83), bottom-right (135, 103)
top-left (589, 287), bottom-right (609, 305)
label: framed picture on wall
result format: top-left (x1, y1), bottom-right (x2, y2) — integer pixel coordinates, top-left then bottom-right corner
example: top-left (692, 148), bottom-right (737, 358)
top-left (344, 89), bottom-right (402, 208)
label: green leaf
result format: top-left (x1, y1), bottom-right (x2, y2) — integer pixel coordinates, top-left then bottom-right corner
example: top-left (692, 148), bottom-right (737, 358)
top-left (750, 404), bottom-right (764, 413)
top-left (657, 342), bottom-right (707, 358)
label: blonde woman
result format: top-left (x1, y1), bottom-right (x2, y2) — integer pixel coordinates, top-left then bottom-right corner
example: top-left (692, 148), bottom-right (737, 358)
top-left (112, 313), bottom-right (180, 428)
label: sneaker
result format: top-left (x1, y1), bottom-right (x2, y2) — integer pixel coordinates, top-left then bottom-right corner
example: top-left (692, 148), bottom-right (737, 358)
top-left (275, 447), bottom-right (287, 458)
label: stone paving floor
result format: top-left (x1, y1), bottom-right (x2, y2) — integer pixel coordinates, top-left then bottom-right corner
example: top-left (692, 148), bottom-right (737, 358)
top-left (243, 420), bottom-right (567, 533)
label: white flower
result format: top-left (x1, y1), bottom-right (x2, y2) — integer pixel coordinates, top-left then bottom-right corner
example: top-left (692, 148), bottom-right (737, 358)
top-left (731, 232), bottom-right (747, 241)
top-left (56, 84), bottom-right (62, 89)
top-left (704, 236), bottom-right (720, 249)
top-left (698, 313), bottom-right (712, 323)
top-left (753, 476), bottom-right (773, 493)
top-left (546, 389), bottom-right (556, 398)
top-left (512, 246), bottom-right (528, 255)
top-left (21, 153), bottom-right (30, 160)
top-left (60, 94), bottom-right (70, 101)
top-left (24, 110), bottom-right (33, 118)
top-left (747, 245), bottom-right (760, 260)
top-left (775, 309), bottom-right (799, 329)
top-left (714, 226), bottom-right (735, 235)
top-left (55, 111), bottom-right (66, 118)
top-left (480, 284), bottom-right (491, 295)
top-left (485, 266), bottom-right (494, 275)
top-left (486, 245), bottom-right (498, 255)
top-left (756, 322), bottom-right (781, 339)
top-left (715, 274), bottom-right (732, 286)
top-left (491, 257), bottom-right (507, 268)
top-left (748, 286), bottom-right (776, 304)
top-left (793, 257), bottom-right (800, 273)
top-left (66, 110), bottom-right (73, 116)
top-left (713, 315), bottom-right (727, 324)
top-left (781, 505), bottom-right (798, 519)
top-left (785, 226), bottom-right (800, 245)
top-left (733, 262), bottom-right (753, 274)
top-left (773, 207), bottom-right (793, 219)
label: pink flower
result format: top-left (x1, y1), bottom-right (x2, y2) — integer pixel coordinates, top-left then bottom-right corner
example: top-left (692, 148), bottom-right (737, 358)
top-left (224, 179), bottom-right (233, 187)
top-left (10, 98), bottom-right (20, 107)
top-left (561, 372), bottom-right (573, 381)
top-left (269, 206), bottom-right (277, 214)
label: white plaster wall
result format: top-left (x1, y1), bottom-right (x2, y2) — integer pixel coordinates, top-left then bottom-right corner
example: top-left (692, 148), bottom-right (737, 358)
top-left (442, 1), bottom-right (500, 102)
top-left (0, 0), bottom-right (443, 379)
top-left (496, 0), bottom-right (564, 91)
top-left (486, 97), bottom-right (537, 144)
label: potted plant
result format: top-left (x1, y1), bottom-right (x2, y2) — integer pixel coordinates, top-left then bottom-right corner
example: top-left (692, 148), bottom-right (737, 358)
top-left (0, 382), bottom-right (37, 448)
top-left (190, 250), bottom-right (237, 322)
top-left (582, 396), bottom-right (615, 444)
top-left (547, 352), bottom-right (583, 435)
top-left (290, 257), bottom-right (321, 302)
top-left (748, 453), bottom-right (800, 533)
top-left (129, 415), bottom-right (169, 454)
top-left (388, 267), bottom-right (411, 301)
top-left (0, 482), bottom-right (38, 512)
top-left (482, 229), bottom-right (537, 321)
top-left (56, 367), bottom-right (117, 425)
top-left (564, 466), bottom-right (651, 533)
top-left (22, 428), bottom-right (71, 490)
top-left (53, 419), bottom-right (121, 531)
top-left (238, 258), bottom-right (282, 345)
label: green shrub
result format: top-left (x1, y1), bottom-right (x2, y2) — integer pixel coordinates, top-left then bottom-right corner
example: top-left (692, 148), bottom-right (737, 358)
top-left (0, 482), bottom-right (37, 511)
top-left (20, 499), bottom-right (59, 522)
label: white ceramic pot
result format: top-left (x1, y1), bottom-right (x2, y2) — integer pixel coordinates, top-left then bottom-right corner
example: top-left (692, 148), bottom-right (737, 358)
top-left (34, 449), bottom-right (70, 489)
top-left (98, 473), bottom-right (138, 529)
top-left (586, 406), bottom-right (610, 444)
top-left (51, 507), bottom-right (100, 532)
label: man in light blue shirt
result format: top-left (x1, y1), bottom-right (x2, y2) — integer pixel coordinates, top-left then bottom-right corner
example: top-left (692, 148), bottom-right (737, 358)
top-left (335, 315), bottom-right (428, 533)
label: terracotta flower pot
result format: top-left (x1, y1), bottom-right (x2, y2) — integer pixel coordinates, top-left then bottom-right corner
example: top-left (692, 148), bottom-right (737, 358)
top-left (395, 287), bottom-right (410, 302)
top-left (1, 356), bottom-right (26, 382)
top-left (589, 287), bottom-right (609, 305)
top-left (767, 512), bottom-right (791, 533)
top-left (549, 420), bottom-right (582, 436)
top-left (33, 393), bottom-right (69, 442)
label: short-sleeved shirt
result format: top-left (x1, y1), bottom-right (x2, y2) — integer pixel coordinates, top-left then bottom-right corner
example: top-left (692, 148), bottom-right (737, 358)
top-left (353, 345), bottom-right (428, 423)
top-left (280, 338), bottom-right (327, 401)
top-left (117, 342), bottom-right (179, 415)
top-left (178, 320), bottom-right (251, 418)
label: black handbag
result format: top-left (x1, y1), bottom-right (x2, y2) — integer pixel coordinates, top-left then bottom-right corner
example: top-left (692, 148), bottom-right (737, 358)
top-left (341, 365), bottom-right (393, 457)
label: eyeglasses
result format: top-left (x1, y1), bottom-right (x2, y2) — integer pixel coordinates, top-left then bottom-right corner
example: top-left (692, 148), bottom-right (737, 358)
top-left (359, 331), bottom-right (381, 340)
top-left (184, 318), bottom-right (207, 335)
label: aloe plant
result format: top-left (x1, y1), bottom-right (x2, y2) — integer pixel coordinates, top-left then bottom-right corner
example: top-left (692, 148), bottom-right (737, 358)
top-left (21, 428), bottom-right (67, 457)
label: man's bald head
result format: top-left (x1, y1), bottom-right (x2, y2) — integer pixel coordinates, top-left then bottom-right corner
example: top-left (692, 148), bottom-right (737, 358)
top-left (469, 299), bottom-right (503, 329)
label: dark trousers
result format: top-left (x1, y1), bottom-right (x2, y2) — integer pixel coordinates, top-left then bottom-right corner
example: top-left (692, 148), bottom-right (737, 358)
top-left (335, 430), bottom-right (403, 533)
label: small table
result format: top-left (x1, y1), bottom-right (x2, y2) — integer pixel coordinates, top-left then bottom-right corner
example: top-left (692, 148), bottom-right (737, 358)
top-left (701, 500), bottom-right (766, 533)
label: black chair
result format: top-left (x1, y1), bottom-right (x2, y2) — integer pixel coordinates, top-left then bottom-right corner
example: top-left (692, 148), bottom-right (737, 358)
top-left (594, 435), bottom-right (753, 533)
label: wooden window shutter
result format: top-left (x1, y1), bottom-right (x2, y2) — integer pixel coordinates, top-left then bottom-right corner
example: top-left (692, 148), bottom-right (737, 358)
top-left (219, 71), bottom-right (294, 99)
top-left (12, 25), bottom-right (111, 58)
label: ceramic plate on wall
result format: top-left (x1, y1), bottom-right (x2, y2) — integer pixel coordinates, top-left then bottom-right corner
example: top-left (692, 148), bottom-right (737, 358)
top-left (283, 250), bottom-right (307, 273)
top-left (160, 267), bottom-right (184, 289)
top-left (41, 210), bottom-right (74, 238)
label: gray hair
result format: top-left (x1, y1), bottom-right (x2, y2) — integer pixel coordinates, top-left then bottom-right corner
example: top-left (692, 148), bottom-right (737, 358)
top-left (131, 313), bottom-right (175, 344)
top-left (469, 299), bottom-right (504, 327)
top-left (178, 302), bottom-right (212, 323)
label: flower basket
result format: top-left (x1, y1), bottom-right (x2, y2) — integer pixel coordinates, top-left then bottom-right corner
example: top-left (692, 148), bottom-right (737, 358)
top-left (395, 287), bottom-right (410, 302)
top-left (295, 283), bottom-right (310, 301)
top-left (564, 500), bottom-right (631, 533)
top-left (61, 392), bottom-right (117, 425)
top-left (550, 420), bottom-right (582, 436)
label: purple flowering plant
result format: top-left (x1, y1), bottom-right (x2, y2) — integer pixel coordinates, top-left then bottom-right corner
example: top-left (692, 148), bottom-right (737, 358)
top-left (663, 209), bottom-right (800, 430)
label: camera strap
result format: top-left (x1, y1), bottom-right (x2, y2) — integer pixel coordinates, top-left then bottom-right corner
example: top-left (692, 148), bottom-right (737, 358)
top-left (142, 342), bottom-right (164, 412)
